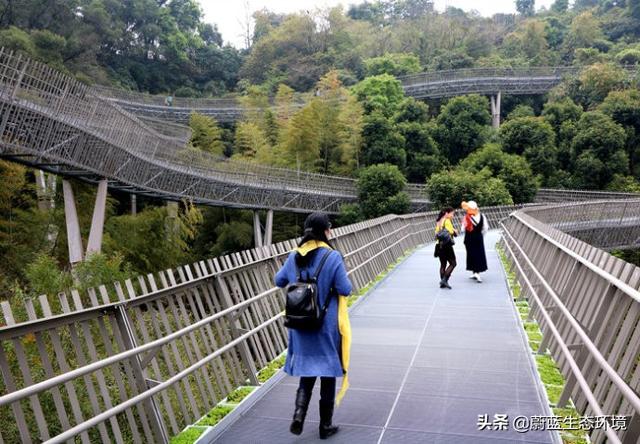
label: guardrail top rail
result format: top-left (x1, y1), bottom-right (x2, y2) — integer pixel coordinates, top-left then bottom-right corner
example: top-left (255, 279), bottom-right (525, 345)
top-left (0, 206), bottom-right (523, 444)
top-left (501, 199), bottom-right (640, 444)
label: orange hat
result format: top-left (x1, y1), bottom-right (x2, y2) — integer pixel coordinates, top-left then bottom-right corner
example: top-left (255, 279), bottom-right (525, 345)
top-left (461, 201), bottom-right (479, 215)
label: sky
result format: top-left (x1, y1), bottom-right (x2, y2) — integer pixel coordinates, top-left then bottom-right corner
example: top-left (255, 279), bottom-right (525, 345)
top-left (202, 0), bottom-right (555, 48)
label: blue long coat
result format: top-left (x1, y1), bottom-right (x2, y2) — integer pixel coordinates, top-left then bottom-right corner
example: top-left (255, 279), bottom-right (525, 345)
top-left (275, 246), bottom-right (352, 377)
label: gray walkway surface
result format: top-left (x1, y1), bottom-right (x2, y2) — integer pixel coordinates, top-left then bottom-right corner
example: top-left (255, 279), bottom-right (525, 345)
top-left (211, 232), bottom-right (557, 443)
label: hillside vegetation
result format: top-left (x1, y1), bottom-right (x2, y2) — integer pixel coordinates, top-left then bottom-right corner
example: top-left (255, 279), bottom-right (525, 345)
top-left (2, 0), bottom-right (640, 297)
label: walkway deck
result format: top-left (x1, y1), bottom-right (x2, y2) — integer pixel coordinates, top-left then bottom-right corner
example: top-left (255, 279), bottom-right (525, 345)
top-left (210, 232), bottom-right (558, 443)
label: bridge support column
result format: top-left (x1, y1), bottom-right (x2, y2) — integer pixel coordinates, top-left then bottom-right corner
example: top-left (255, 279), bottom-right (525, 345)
top-left (62, 180), bottom-right (84, 265)
top-left (253, 210), bottom-right (274, 248)
top-left (86, 179), bottom-right (108, 256)
top-left (131, 194), bottom-right (137, 215)
top-left (491, 91), bottom-right (501, 129)
top-left (253, 212), bottom-right (263, 247)
top-left (265, 210), bottom-right (273, 246)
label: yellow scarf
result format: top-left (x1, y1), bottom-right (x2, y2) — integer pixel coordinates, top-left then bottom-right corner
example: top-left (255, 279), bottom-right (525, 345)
top-left (294, 240), bottom-right (352, 406)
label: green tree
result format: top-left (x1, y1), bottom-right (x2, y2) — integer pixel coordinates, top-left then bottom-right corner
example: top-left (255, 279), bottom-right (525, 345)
top-left (209, 221), bottom-right (254, 257)
top-left (352, 74), bottom-right (406, 118)
top-left (357, 164), bottom-right (410, 218)
top-left (397, 121), bottom-right (443, 182)
top-left (503, 20), bottom-right (551, 65)
top-left (460, 144), bottom-right (538, 203)
top-left (551, 0), bottom-right (569, 13)
top-left (104, 204), bottom-right (202, 273)
top-left (631, 0), bottom-right (640, 20)
top-left (361, 112), bottom-right (406, 167)
top-left (364, 53), bottom-right (422, 77)
top-left (189, 113), bottom-right (224, 156)
top-left (516, 0), bottom-right (535, 16)
top-left (616, 48), bottom-right (640, 66)
top-left (507, 104), bottom-right (535, 120)
top-left (24, 253), bottom-right (72, 297)
top-left (499, 116), bottom-right (558, 180)
top-left (542, 98), bottom-right (583, 169)
top-left (599, 89), bottom-right (640, 175)
top-left (73, 252), bottom-right (132, 293)
top-left (564, 11), bottom-right (604, 59)
top-left (234, 122), bottom-right (271, 160)
top-left (607, 174), bottom-right (640, 192)
top-left (337, 203), bottom-right (364, 226)
top-left (338, 94), bottom-right (365, 173)
top-left (434, 95), bottom-right (491, 164)
top-left (427, 168), bottom-right (514, 208)
top-left (280, 104), bottom-right (321, 171)
top-left (500, 117), bottom-right (555, 155)
top-left (575, 63), bottom-right (628, 108)
top-left (571, 111), bottom-right (629, 188)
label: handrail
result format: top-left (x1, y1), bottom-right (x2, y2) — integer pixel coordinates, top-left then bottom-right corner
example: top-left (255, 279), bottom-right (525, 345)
top-left (501, 199), bottom-right (640, 444)
top-left (502, 223), bottom-right (640, 411)
top-left (0, 211), bottom-right (433, 444)
top-left (0, 286), bottom-right (278, 407)
top-left (501, 229), bottom-right (625, 444)
top-left (45, 312), bottom-right (283, 444)
top-left (513, 211), bottom-right (640, 303)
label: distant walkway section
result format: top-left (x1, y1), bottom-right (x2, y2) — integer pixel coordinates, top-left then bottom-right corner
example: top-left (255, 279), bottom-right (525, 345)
top-left (210, 232), bottom-right (558, 443)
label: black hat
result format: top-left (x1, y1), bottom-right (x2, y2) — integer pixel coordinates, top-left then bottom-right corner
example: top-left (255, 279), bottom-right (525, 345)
top-left (304, 212), bottom-right (331, 235)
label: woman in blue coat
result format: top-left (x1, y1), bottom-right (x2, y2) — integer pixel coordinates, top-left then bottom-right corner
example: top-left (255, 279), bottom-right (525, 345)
top-left (275, 213), bottom-right (353, 439)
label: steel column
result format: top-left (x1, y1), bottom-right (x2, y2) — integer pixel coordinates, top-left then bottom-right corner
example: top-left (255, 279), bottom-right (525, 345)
top-left (264, 210), bottom-right (273, 246)
top-left (491, 91), bottom-right (501, 129)
top-left (253, 211), bottom-right (263, 248)
top-left (62, 180), bottom-right (83, 265)
top-left (86, 179), bottom-right (108, 256)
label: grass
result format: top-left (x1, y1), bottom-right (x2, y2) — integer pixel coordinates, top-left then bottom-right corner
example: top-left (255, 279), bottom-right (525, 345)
top-left (257, 354), bottom-right (286, 383)
top-left (225, 386), bottom-right (256, 403)
top-left (496, 243), bottom-right (589, 444)
top-left (196, 405), bottom-right (234, 427)
top-left (169, 427), bottom-right (205, 444)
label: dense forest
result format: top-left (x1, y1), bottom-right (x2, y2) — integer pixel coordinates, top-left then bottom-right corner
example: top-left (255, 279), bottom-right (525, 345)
top-left (2, 0), bottom-right (640, 299)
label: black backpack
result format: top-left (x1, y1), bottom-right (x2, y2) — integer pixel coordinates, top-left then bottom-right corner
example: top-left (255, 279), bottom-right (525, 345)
top-left (284, 249), bottom-right (334, 331)
top-left (436, 226), bottom-right (454, 246)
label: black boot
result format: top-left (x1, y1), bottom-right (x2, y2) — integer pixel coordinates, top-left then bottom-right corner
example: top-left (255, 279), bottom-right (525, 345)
top-left (290, 388), bottom-right (311, 435)
top-left (319, 400), bottom-right (339, 439)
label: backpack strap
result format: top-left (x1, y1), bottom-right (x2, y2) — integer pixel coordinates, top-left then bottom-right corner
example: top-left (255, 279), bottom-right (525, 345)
top-left (311, 249), bottom-right (332, 282)
top-left (293, 248), bottom-right (332, 282)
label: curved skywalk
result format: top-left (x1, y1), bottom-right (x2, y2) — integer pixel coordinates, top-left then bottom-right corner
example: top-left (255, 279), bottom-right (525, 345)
top-left (208, 232), bottom-right (558, 444)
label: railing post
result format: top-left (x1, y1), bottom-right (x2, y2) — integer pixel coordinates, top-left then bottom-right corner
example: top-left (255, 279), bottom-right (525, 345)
top-left (213, 276), bottom-right (261, 385)
top-left (11, 56), bottom-right (27, 99)
top-left (253, 211), bottom-right (264, 248)
top-left (113, 305), bottom-right (169, 444)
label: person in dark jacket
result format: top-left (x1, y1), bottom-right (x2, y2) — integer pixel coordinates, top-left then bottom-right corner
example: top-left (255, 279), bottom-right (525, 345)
top-left (275, 213), bottom-right (352, 439)
top-left (462, 201), bottom-right (488, 282)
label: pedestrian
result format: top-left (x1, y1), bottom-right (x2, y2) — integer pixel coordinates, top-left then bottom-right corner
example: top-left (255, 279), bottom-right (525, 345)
top-left (435, 207), bottom-right (457, 289)
top-left (461, 200), bottom-right (488, 282)
top-left (275, 213), bottom-right (353, 439)
top-left (165, 94), bottom-right (173, 107)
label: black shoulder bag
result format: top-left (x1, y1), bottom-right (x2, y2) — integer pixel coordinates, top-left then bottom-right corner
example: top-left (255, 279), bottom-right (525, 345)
top-left (284, 249), bottom-right (334, 331)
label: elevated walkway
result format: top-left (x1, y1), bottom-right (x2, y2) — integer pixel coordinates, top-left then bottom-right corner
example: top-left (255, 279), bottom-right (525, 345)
top-left (209, 232), bottom-right (558, 443)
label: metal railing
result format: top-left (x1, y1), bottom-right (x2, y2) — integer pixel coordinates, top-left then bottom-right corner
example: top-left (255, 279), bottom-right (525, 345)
top-left (0, 206), bottom-right (519, 443)
top-left (0, 48), bottom-right (433, 212)
top-left (535, 188), bottom-right (640, 204)
top-left (500, 200), bottom-right (640, 444)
